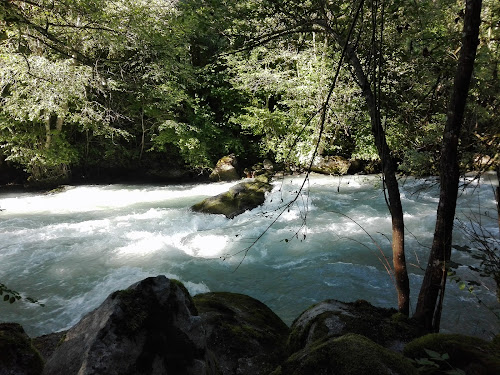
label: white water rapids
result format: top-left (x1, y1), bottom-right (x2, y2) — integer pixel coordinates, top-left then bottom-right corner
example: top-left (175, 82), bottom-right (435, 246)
top-left (0, 174), bottom-right (498, 339)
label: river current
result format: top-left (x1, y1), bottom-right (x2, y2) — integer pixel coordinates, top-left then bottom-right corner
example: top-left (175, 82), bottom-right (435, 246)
top-left (0, 174), bottom-right (498, 339)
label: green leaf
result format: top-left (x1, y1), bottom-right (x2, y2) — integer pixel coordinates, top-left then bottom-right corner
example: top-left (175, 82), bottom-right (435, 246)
top-left (424, 348), bottom-right (444, 360)
top-left (4, 294), bottom-right (9, 301)
top-left (415, 358), bottom-right (439, 367)
top-left (9, 296), bottom-right (15, 304)
top-left (445, 369), bottom-right (466, 375)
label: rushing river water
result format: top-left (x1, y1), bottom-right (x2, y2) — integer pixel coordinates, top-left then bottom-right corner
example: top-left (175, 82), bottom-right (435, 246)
top-left (0, 174), bottom-right (499, 339)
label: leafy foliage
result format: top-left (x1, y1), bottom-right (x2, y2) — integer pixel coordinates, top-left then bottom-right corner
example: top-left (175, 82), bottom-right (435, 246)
top-left (0, 283), bottom-right (44, 306)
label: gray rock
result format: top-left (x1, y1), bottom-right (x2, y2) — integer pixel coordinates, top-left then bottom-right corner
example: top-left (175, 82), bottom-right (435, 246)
top-left (0, 323), bottom-right (44, 375)
top-left (310, 156), bottom-right (351, 175)
top-left (191, 175), bottom-right (272, 219)
top-left (42, 276), bottom-right (210, 375)
top-left (275, 333), bottom-right (418, 375)
top-left (288, 299), bottom-right (421, 354)
top-left (209, 155), bottom-right (240, 182)
top-left (193, 292), bottom-right (289, 375)
top-left (33, 331), bottom-right (66, 363)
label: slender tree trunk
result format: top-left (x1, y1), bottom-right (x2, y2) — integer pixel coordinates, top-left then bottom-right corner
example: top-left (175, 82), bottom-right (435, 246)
top-left (414, 0), bottom-right (482, 332)
top-left (341, 40), bottom-right (410, 315)
top-left (496, 165), bottom-right (500, 233)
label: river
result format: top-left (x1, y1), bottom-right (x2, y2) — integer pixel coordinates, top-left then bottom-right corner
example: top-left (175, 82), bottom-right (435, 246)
top-left (0, 174), bottom-right (498, 339)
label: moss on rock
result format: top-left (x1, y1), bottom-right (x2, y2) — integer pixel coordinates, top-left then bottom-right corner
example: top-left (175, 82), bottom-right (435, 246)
top-left (279, 333), bottom-right (418, 375)
top-left (194, 292), bottom-right (289, 375)
top-left (288, 299), bottom-right (421, 354)
top-left (191, 177), bottom-right (272, 218)
top-left (404, 333), bottom-right (500, 375)
top-left (209, 155), bottom-right (240, 182)
top-left (0, 323), bottom-right (44, 375)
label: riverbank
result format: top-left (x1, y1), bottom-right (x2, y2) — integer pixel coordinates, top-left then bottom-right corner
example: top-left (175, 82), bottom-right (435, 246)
top-left (2, 276), bottom-right (499, 375)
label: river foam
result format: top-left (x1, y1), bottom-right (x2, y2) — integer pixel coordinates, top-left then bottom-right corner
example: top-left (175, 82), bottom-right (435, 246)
top-left (0, 174), bottom-right (498, 338)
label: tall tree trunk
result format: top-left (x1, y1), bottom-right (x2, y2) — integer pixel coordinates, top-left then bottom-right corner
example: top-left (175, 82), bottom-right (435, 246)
top-left (414, 0), bottom-right (482, 332)
top-left (339, 39), bottom-right (410, 315)
top-left (496, 165), bottom-right (500, 233)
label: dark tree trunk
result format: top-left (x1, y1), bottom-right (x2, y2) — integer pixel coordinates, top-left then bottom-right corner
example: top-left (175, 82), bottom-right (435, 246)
top-left (414, 0), bottom-right (482, 332)
top-left (496, 166), bottom-right (500, 232)
top-left (340, 40), bottom-right (410, 315)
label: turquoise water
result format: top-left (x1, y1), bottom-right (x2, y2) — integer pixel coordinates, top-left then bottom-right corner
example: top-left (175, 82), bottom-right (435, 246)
top-left (0, 174), bottom-right (498, 338)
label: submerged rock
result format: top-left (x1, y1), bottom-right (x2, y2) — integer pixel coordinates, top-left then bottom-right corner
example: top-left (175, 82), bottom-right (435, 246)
top-left (288, 299), bottom-right (421, 354)
top-left (209, 154), bottom-right (240, 182)
top-left (193, 292), bottom-right (290, 375)
top-left (404, 333), bottom-right (500, 375)
top-left (0, 323), bottom-right (44, 375)
top-left (42, 276), bottom-right (210, 375)
top-left (191, 175), bottom-right (272, 218)
top-left (274, 333), bottom-right (417, 375)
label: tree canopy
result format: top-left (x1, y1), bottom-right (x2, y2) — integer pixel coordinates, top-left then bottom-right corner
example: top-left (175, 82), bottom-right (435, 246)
top-left (1, 0), bottom-right (498, 184)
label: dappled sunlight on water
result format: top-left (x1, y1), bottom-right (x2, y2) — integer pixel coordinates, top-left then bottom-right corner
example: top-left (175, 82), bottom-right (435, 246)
top-left (0, 174), bottom-right (498, 339)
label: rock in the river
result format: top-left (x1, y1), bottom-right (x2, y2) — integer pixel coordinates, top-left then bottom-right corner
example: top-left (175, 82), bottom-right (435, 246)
top-left (193, 292), bottom-right (290, 375)
top-left (310, 156), bottom-right (351, 175)
top-left (191, 175), bottom-right (272, 218)
top-left (288, 299), bottom-right (421, 354)
top-left (209, 155), bottom-right (240, 182)
top-left (273, 333), bottom-right (417, 375)
top-left (42, 276), bottom-right (210, 375)
top-left (0, 323), bottom-right (44, 375)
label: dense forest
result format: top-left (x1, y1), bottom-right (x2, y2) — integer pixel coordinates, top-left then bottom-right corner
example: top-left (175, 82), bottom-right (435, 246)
top-left (0, 0), bottom-right (498, 187)
top-left (0, 0), bottom-right (499, 333)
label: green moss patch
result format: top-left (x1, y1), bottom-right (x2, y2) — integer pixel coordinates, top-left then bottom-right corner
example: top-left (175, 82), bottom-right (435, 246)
top-left (281, 333), bottom-right (418, 375)
top-left (404, 333), bottom-right (500, 375)
top-left (288, 299), bottom-right (422, 354)
top-left (0, 323), bottom-right (44, 375)
top-left (194, 292), bottom-right (289, 375)
top-left (191, 178), bottom-right (272, 218)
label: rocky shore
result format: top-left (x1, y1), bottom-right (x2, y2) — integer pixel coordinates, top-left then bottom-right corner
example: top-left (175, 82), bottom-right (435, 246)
top-left (1, 276), bottom-right (499, 375)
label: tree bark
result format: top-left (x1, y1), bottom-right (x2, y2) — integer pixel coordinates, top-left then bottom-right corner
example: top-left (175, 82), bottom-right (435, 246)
top-left (496, 165), bottom-right (500, 233)
top-left (337, 38), bottom-right (410, 315)
top-left (414, 0), bottom-right (482, 332)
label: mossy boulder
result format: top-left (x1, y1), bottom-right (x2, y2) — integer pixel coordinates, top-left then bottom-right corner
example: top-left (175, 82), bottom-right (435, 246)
top-left (191, 175), bottom-right (272, 219)
top-left (210, 154), bottom-right (240, 182)
top-left (274, 333), bottom-right (418, 375)
top-left (193, 292), bottom-right (290, 375)
top-left (288, 299), bottom-right (421, 354)
top-left (42, 276), bottom-right (211, 375)
top-left (404, 333), bottom-right (500, 375)
top-left (0, 323), bottom-right (44, 375)
top-left (311, 156), bottom-right (351, 175)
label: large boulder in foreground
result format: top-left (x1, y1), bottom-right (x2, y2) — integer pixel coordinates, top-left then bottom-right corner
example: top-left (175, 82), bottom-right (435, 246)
top-left (0, 323), bottom-right (44, 375)
top-left (273, 333), bottom-right (417, 375)
top-left (191, 175), bottom-right (272, 219)
top-left (288, 299), bottom-right (421, 354)
top-left (193, 292), bottom-right (290, 375)
top-left (43, 276), bottom-right (210, 375)
top-left (209, 155), bottom-right (240, 182)
top-left (404, 333), bottom-right (500, 375)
